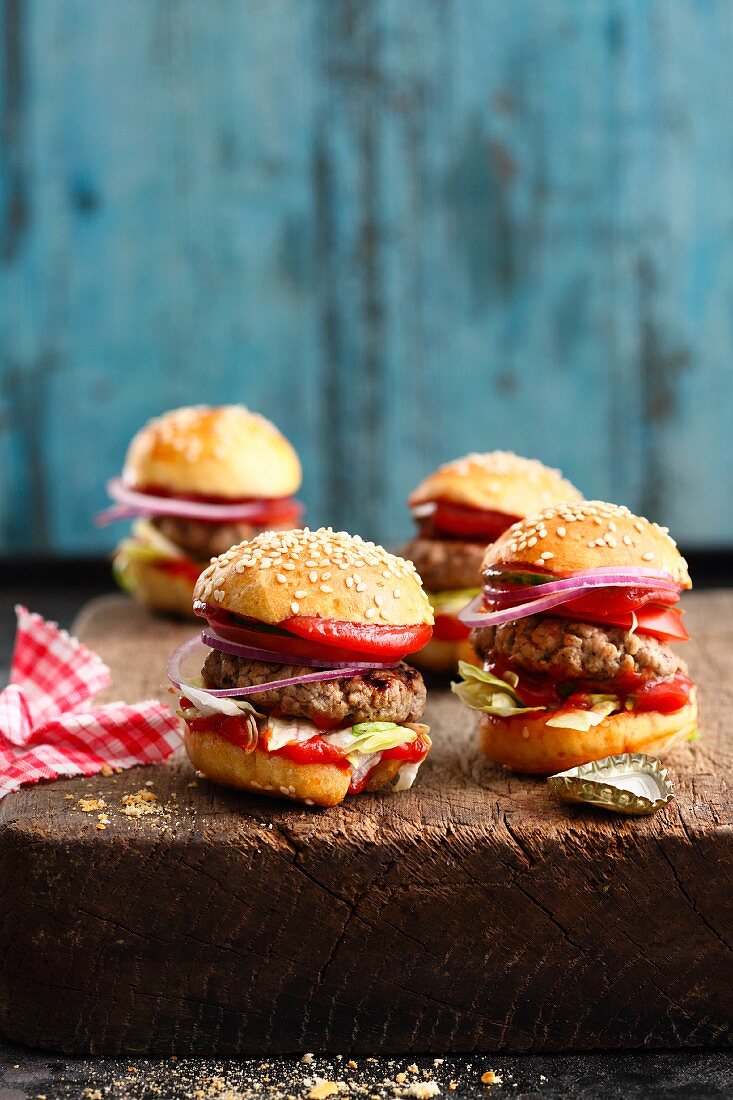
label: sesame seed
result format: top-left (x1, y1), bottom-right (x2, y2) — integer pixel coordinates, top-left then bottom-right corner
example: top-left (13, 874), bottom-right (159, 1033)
top-left (321, 572), bottom-right (331, 580)
top-left (642, 551), bottom-right (655, 561)
top-left (345, 577), bottom-right (354, 588)
top-left (284, 563), bottom-right (296, 571)
top-left (214, 590), bottom-right (225, 602)
top-left (540, 551), bottom-right (554, 560)
top-left (382, 570), bottom-right (391, 579)
top-left (320, 584), bottom-right (333, 593)
top-left (294, 590), bottom-right (307, 600)
top-left (365, 608), bottom-right (377, 618)
top-left (290, 601), bottom-right (300, 614)
top-left (393, 588), bottom-right (401, 598)
top-left (374, 595), bottom-right (383, 606)
top-left (277, 574), bottom-right (287, 583)
top-left (309, 571), bottom-right (318, 583)
top-left (527, 536), bottom-right (538, 548)
top-left (356, 582), bottom-right (367, 592)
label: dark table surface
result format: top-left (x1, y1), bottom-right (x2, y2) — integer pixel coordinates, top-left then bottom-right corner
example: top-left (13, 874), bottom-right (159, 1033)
top-left (1, 560), bottom-right (732, 1100)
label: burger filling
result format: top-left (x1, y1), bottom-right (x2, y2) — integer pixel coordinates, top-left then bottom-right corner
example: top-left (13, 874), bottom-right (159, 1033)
top-left (452, 614), bottom-right (694, 731)
top-left (401, 538), bottom-right (486, 643)
top-left (176, 657), bottom-right (431, 794)
top-left (113, 517), bottom-right (291, 592)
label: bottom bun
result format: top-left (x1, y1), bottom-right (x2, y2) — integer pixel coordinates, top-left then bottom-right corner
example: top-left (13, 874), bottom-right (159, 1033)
top-left (478, 696), bottom-right (698, 775)
top-left (184, 729), bottom-right (403, 808)
top-left (409, 636), bottom-right (480, 675)
top-left (118, 557), bottom-right (198, 619)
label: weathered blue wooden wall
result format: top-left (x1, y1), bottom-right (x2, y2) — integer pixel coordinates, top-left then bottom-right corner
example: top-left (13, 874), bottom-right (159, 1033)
top-left (2, 0), bottom-right (733, 555)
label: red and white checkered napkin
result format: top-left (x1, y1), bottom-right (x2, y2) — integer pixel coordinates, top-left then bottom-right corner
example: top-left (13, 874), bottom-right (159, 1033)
top-left (0, 605), bottom-right (181, 799)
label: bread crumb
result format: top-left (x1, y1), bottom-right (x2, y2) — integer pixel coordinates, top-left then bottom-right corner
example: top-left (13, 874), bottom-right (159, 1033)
top-left (301, 1053), bottom-right (314, 1064)
top-left (348, 1060), bottom-right (358, 1070)
top-left (78, 797), bottom-right (106, 812)
top-left (64, 793), bottom-right (74, 800)
top-left (433, 1060), bottom-right (444, 1067)
top-left (395, 1073), bottom-right (407, 1084)
top-left (407, 1065), bottom-right (419, 1074)
top-left (448, 1084), bottom-right (458, 1092)
top-left (394, 1084), bottom-right (440, 1099)
top-left (82, 1090), bottom-right (103, 1099)
top-left (482, 1070), bottom-right (503, 1086)
top-left (308, 1083), bottom-right (340, 1099)
top-left (100, 764), bottom-right (114, 777)
top-left (95, 823), bottom-right (106, 831)
top-left (121, 789), bottom-right (161, 817)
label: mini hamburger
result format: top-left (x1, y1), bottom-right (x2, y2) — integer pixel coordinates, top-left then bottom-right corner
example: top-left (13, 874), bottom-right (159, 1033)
top-left (452, 501), bottom-right (696, 774)
top-left (402, 452), bottom-right (582, 672)
top-left (168, 528), bottom-right (434, 807)
top-left (97, 405), bottom-right (303, 617)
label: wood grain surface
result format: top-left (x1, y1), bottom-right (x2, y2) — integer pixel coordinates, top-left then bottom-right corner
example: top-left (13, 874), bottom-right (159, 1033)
top-left (0, 592), bottom-right (731, 1056)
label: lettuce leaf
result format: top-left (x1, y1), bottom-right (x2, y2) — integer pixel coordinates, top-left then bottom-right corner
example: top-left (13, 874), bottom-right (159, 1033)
top-left (174, 682), bottom-right (262, 718)
top-left (324, 721), bottom-right (418, 758)
top-left (545, 697), bottom-right (619, 731)
top-left (427, 587), bottom-right (481, 615)
top-left (392, 760), bottom-right (422, 791)
top-left (450, 661), bottom-right (544, 717)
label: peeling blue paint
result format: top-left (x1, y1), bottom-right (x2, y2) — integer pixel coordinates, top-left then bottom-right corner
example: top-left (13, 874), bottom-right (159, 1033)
top-left (1, 0), bottom-right (733, 554)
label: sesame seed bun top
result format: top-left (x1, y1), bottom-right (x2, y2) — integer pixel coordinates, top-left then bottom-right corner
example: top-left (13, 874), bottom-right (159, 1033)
top-left (124, 405), bottom-right (302, 499)
top-left (194, 528), bottom-right (435, 627)
top-left (482, 501), bottom-right (691, 588)
top-left (408, 451), bottom-right (582, 517)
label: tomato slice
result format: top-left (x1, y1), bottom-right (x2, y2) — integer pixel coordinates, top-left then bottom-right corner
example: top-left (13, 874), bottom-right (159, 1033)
top-left (264, 734), bottom-right (352, 770)
top-left (200, 609), bottom-right (375, 663)
top-left (198, 605), bottom-right (432, 662)
top-left (560, 603), bottom-right (689, 642)
top-left (380, 735), bottom-right (431, 763)
top-left (282, 617), bottom-right (433, 660)
top-left (433, 613), bottom-right (471, 642)
top-left (419, 501), bottom-right (519, 540)
top-left (155, 558), bottom-right (203, 584)
top-left (627, 672), bottom-right (693, 714)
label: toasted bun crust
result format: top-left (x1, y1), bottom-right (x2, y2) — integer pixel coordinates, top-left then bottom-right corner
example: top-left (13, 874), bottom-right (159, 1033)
top-left (195, 527), bottom-right (434, 627)
top-left (483, 501), bottom-right (691, 587)
top-left (478, 696), bottom-right (697, 775)
top-left (120, 558), bottom-right (198, 619)
top-left (124, 405), bottom-right (302, 499)
top-left (409, 452), bottom-right (582, 517)
top-left (184, 729), bottom-right (404, 807)
top-left (408, 637), bottom-right (480, 675)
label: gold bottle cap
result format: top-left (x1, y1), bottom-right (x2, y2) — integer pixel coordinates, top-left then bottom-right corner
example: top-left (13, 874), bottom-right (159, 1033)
top-left (547, 753), bottom-right (674, 816)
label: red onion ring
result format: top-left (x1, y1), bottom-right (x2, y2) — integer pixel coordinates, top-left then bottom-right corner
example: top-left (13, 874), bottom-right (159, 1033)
top-left (460, 590), bottom-right (587, 627)
top-left (94, 503), bottom-right (140, 527)
top-left (483, 566), bottom-right (679, 604)
top-left (201, 627), bottom-right (396, 670)
top-left (460, 570), bottom-right (682, 628)
top-left (106, 477), bottom-right (304, 524)
top-left (168, 635), bottom-right (386, 698)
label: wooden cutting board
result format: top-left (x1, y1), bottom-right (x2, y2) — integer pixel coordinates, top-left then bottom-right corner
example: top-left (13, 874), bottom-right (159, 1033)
top-left (0, 593), bottom-right (731, 1056)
